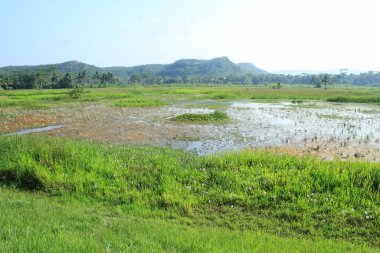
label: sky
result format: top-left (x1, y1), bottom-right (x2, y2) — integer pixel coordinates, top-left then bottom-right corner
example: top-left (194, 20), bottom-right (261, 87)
top-left (1, 0), bottom-right (380, 71)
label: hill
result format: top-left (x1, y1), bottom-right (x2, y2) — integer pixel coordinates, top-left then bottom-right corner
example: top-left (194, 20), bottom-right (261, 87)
top-left (0, 57), bottom-right (267, 81)
top-left (236, 62), bottom-right (267, 75)
top-left (0, 61), bottom-right (100, 79)
top-left (158, 57), bottom-right (262, 77)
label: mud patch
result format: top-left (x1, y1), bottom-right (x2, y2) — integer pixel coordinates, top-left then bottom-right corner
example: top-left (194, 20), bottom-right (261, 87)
top-left (0, 109), bottom-right (55, 133)
top-left (1, 101), bottom-right (380, 161)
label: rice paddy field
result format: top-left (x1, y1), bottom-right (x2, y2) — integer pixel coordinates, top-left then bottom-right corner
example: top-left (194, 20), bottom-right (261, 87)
top-left (1, 85), bottom-right (380, 252)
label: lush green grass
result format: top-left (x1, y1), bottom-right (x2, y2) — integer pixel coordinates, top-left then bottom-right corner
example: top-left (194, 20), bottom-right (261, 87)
top-left (1, 86), bottom-right (380, 109)
top-left (1, 86), bottom-right (380, 251)
top-left (327, 96), bottom-right (380, 104)
top-left (0, 135), bottom-right (379, 251)
top-left (172, 110), bottom-right (229, 123)
top-left (1, 188), bottom-right (377, 253)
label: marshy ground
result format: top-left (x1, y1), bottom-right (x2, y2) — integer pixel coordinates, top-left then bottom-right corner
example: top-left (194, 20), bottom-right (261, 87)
top-left (2, 98), bottom-right (380, 161)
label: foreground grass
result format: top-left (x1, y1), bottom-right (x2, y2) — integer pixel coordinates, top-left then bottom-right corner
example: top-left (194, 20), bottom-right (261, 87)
top-left (0, 135), bottom-right (379, 251)
top-left (0, 188), bottom-right (377, 253)
top-left (171, 110), bottom-right (229, 123)
top-left (1, 86), bottom-right (380, 109)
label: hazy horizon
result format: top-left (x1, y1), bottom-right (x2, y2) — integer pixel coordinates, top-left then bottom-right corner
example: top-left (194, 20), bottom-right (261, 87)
top-left (1, 0), bottom-right (380, 71)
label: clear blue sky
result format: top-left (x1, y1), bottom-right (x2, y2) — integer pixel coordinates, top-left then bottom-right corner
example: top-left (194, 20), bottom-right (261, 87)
top-left (1, 0), bottom-right (380, 71)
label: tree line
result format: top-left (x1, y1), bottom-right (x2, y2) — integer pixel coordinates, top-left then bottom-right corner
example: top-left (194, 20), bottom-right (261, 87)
top-left (0, 70), bottom-right (116, 90)
top-left (127, 72), bottom-right (380, 87)
top-left (1, 70), bottom-right (380, 90)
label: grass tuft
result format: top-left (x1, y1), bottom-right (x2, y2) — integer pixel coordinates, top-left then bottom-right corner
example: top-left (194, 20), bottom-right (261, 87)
top-left (171, 110), bottom-right (229, 123)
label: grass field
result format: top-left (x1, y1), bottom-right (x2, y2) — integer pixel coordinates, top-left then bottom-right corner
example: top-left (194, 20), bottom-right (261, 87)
top-left (1, 85), bottom-right (380, 252)
top-left (1, 188), bottom-right (377, 253)
top-left (1, 85), bottom-right (380, 109)
top-left (0, 135), bottom-right (379, 252)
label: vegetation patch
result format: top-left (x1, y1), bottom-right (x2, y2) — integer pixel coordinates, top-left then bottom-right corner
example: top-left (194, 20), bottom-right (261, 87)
top-left (113, 98), bottom-right (167, 107)
top-left (0, 113), bottom-right (16, 119)
top-left (291, 99), bottom-right (303, 104)
top-left (0, 135), bottom-right (379, 248)
top-left (171, 110), bottom-right (229, 123)
top-left (68, 86), bottom-right (85, 99)
top-left (1, 188), bottom-right (377, 253)
top-left (175, 135), bottom-right (201, 141)
top-left (209, 93), bottom-right (238, 100)
top-left (2, 87), bottom-right (380, 109)
top-left (289, 102), bottom-right (325, 109)
top-left (327, 96), bottom-right (380, 104)
top-left (362, 109), bottom-right (380, 114)
top-left (184, 101), bottom-right (228, 110)
top-left (317, 114), bottom-right (347, 120)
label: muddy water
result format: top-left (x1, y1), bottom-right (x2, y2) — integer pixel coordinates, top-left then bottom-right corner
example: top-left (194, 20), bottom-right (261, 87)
top-left (2, 100), bottom-right (380, 161)
top-left (171, 101), bottom-right (380, 159)
top-left (5, 125), bottom-right (64, 135)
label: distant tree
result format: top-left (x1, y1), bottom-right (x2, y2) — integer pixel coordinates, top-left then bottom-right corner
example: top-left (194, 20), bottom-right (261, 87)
top-left (272, 82), bottom-right (283, 89)
top-left (309, 74), bottom-right (336, 89)
top-left (76, 70), bottom-right (89, 84)
top-left (310, 75), bottom-right (321, 88)
top-left (129, 74), bottom-right (141, 84)
top-left (0, 75), bottom-right (12, 89)
top-left (35, 69), bottom-right (48, 89)
top-left (93, 71), bottom-right (115, 86)
top-left (320, 73), bottom-right (335, 89)
top-left (51, 72), bottom-right (61, 88)
top-left (94, 71), bottom-right (101, 82)
top-left (14, 72), bottom-right (35, 89)
top-left (59, 73), bottom-right (73, 88)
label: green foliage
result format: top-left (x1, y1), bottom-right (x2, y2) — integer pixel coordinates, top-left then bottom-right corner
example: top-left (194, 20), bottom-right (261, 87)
top-left (2, 86), bottom-right (380, 109)
top-left (94, 71), bottom-right (115, 85)
top-left (172, 110), bottom-right (229, 123)
top-left (0, 113), bottom-right (16, 119)
top-left (1, 188), bottom-right (377, 252)
top-left (208, 93), bottom-right (238, 100)
top-left (272, 82), bottom-right (283, 89)
top-left (327, 96), bottom-right (380, 104)
top-left (0, 135), bottom-right (379, 247)
top-left (59, 73), bottom-right (73, 88)
top-left (68, 86), bottom-right (85, 99)
top-left (2, 59), bottom-right (380, 87)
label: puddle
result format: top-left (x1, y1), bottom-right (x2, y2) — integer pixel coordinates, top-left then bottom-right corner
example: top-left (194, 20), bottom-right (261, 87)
top-left (5, 125), bottom-right (64, 136)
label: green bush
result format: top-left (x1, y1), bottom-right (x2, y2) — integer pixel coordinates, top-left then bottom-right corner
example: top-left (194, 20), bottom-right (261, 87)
top-left (68, 86), bottom-right (85, 99)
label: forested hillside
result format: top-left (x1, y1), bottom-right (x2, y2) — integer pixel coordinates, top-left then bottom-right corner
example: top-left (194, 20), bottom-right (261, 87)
top-left (1, 57), bottom-right (380, 89)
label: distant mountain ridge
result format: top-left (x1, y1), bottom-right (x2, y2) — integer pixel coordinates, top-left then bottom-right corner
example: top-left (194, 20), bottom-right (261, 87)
top-left (2, 59), bottom-right (379, 87)
top-left (0, 57), bottom-right (267, 80)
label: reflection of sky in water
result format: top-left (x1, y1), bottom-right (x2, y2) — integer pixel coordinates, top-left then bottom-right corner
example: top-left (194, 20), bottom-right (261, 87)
top-left (6, 125), bottom-right (64, 136)
top-left (170, 101), bottom-right (380, 155)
